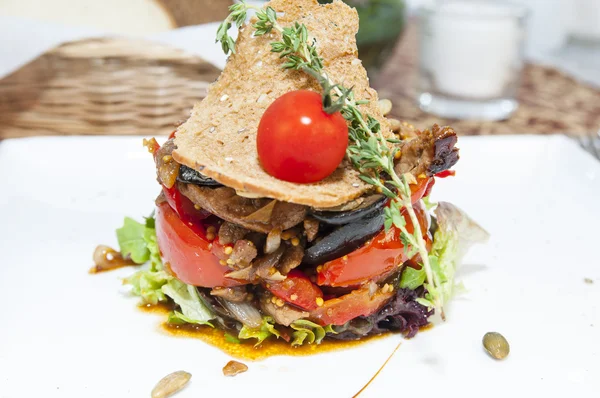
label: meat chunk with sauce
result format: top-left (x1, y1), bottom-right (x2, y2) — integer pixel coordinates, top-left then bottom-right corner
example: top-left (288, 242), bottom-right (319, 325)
top-left (229, 240), bottom-right (258, 268)
top-left (178, 183), bottom-right (307, 234)
top-left (395, 124), bottom-right (459, 177)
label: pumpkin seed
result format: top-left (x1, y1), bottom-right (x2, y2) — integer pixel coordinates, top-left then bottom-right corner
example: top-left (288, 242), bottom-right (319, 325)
top-left (151, 371), bottom-right (191, 398)
top-left (482, 332), bottom-right (510, 360)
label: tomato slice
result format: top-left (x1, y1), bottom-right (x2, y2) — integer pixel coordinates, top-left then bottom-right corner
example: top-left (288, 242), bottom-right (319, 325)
top-left (310, 286), bottom-right (394, 326)
top-left (317, 203), bottom-right (429, 287)
top-left (435, 170), bottom-right (455, 178)
top-left (265, 270), bottom-right (324, 311)
top-left (162, 185), bottom-right (211, 227)
top-left (155, 202), bottom-right (243, 288)
top-left (410, 177), bottom-right (435, 203)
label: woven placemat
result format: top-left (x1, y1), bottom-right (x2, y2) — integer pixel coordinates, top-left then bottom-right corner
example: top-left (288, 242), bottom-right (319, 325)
top-left (374, 22), bottom-right (600, 136)
top-left (2, 20), bottom-right (598, 139)
top-left (0, 38), bottom-right (222, 139)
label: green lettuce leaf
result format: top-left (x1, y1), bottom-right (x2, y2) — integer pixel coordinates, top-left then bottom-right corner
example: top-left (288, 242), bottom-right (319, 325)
top-left (238, 316), bottom-right (280, 346)
top-left (167, 311), bottom-right (214, 327)
top-left (124, 269), bottom-right (171, 305)
top-left (143, 224), bottom-right (162, 272)
top-left (120, 214), bottom-right (170, 304)
top-left (290, 320), bottom-right (336, 346)
top-left (224, 333), bottom-right (241, 344)
top-left (162, 279), bottom-right (215, 326)
top-left (399, 202), bottom-right (490, 307)
top-left (399, 265), bottom-right (427, 290)
top-left (116, 217), bottom-right (151, 264)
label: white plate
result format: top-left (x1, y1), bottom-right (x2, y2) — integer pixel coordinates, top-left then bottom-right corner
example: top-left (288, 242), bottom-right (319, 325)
top-left (0, 134), bottom-right (598, 398)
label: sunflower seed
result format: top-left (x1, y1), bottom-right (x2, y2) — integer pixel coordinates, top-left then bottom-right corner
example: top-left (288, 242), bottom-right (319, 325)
top-left (151, 371), bottom-right (191, 398)
top-left (482, 332), bottom-right (510, 360)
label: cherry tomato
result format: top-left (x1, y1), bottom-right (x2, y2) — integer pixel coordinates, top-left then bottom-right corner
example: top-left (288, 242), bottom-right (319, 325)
top-left (310, 286), bottom-right (394, 326)
top-left (317, 203), bottom-right (429, 287)
top-left (155, 203), bottom-right (244, 288)
top-left (257, 90), bottom-right (348, 183)
top-left (265, 270), bottom-right (324, 311)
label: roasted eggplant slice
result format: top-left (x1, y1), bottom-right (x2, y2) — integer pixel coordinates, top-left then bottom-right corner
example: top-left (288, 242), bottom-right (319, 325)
top-left (177, 165), bottom-right (222, 186)
top-left (303, 210), bottom-right (384, 265)
top-left (310, 195), bottom-right (386, 225)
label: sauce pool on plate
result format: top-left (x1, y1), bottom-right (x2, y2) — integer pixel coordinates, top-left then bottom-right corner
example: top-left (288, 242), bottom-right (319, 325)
top-left (140, 303), bottom-right (390, 361)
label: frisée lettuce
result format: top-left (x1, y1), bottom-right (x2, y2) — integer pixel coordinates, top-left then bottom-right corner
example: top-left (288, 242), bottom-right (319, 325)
top-left (400, 202), bottom-right (489, 309)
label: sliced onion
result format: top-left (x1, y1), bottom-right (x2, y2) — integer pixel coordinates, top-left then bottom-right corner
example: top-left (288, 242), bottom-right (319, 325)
top-left (225, 266), bottom-right (255, 282)
top-left (243, 200), bottom-right (276, 223)
top-left (264, 228), bottom-right (282, 254)
top-left (216, 298), bottom-right (262, 329)
top-left (367, 281), bottom-right (378, 298)
top-left (347, 317), bottom-right (375, 336)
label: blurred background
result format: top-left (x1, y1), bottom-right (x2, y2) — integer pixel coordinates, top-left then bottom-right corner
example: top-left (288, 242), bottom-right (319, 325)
top-left (0, 0), bottom-right (599, 142)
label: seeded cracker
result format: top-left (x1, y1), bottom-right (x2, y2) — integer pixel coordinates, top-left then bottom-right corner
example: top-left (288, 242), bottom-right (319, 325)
top-left (172, 0), bottom-right (393, 208)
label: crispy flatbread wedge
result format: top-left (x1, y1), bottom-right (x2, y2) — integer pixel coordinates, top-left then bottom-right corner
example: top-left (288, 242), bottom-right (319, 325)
top-left (173, 0), bottom-right (392, 208)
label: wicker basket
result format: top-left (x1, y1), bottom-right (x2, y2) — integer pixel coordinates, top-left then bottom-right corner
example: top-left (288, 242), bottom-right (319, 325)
top-left (0, 37), bottom-right (223, 139)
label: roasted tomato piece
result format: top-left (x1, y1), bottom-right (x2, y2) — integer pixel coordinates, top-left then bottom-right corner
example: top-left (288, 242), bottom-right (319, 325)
top-left (155, 203), bottom-right (243, 288)
top-left (317, 203), bottom-right (429, 287)
top-left (411, 177), bottom-right (435, 203)
top-left (310, 285), bottom-right (394, 326)
top-left (162, 185), bottom-right (211, 225)
top-left (265, 270), bottom-right (324, 311)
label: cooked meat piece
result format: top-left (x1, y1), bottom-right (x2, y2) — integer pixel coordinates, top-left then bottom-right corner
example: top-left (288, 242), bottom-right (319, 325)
top-left (260, 296), bottom-right (308, 326)
top-left (155, 191), bottom-right (167, 206)
top-left (303, 218), bottom-right (319, 242)
top-left (178, 183), bottom-right (307, 233)
top-left (229, 240), bottom-right (258, 268)
top-left (279, 244), bottom-right (304, 275)
top-left (244, 232), bottom-right (266, 253)
top-left (395, 124), bottom-right (459, 178)
top-left (429, 126), bottom-right (460, 175)
top-left (218, 222), bottom-right (249, 245)
top-left (155, 138), bottom-right (180, 188)
top-left (254, 246), bottom-right (286, 281)
top-left (210, 286), bottom-right (249, 303)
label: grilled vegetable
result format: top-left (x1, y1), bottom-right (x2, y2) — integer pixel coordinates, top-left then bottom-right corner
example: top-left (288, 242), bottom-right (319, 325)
top-left (177, 165), bottom-right (222, 186)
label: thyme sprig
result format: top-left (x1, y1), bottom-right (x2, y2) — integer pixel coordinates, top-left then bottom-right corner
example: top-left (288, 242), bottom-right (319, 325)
top-left (216, 1), bottom-right (444, 318)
